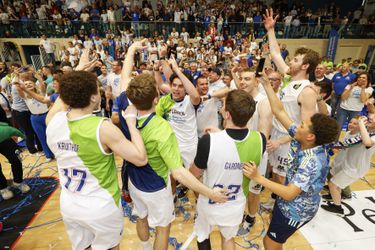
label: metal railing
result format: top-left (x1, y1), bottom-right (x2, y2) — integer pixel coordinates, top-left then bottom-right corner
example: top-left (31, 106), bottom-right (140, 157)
top-left (0, 20), bottom-right (374, 39)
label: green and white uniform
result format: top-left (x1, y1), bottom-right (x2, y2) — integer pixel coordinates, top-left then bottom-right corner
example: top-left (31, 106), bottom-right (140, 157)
top-left (194, 130), bottom-right (263, 242)
top-left (46, 112), bottom-right (123, 250)
top-left (128, 112), bottom-right (183, 227)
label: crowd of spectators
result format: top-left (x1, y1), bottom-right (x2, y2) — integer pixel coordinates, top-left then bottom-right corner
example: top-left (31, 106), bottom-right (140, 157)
top-left (0, 0), bottom-right (373, 38)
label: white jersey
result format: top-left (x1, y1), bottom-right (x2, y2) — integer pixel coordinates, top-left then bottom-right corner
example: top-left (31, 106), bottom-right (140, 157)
top-left (272, 80), bottom-right (310, 134)
top-left (46, 112), bottom-right (122, 220)
top-left (107, 72), bottom-right (122, 98)
top-left (247, 93), bottom-right (267, 131)
top-left (333, 132), bottom-right (375, 178)
top-left (197, 130), bottom-right (263, 226)
top-left (196, 98), bottom-right (219, 138)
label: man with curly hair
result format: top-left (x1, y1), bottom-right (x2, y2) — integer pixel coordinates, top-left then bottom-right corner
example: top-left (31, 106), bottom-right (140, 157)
top-left (45, 71), bottom-right (148, 250)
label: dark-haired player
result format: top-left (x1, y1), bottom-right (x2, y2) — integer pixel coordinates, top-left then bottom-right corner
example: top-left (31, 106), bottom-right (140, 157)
top-left (244, 75), bottom-right (339, 250)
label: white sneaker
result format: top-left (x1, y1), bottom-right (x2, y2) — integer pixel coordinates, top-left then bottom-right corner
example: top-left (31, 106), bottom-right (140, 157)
top-left (12, 182), bottom-right (31, 193)
top-left (45, 158), bottom-right (53, 162)
top-left (0, 188), bottom-right (14, 200)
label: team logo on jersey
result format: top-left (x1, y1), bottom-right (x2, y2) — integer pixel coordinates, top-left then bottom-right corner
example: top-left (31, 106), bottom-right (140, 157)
top-left (293, 83), bottom-right (302, 90)
top-left (279, 91), bottom-right (285, 100)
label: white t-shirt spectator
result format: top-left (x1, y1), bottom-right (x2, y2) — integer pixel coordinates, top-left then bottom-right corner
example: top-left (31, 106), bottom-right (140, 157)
top-left (292, 18), bottom-right (300, 27)
top-left (340, 86), bottom-right (373, 111)
top-left (107, 72), bottom-right (122, 98)
top-left (180, 32), bottom-right (189, 44)
top-left (80, 12), bottom-right (90, 22)
top-left (174, 11), bottom-right (182, 23)
top-left (108, 10), bottom-right (115, 23)
top-left (0, 12), bottom-right (9, 24)
top-left (284, 15), bottom-right (293, 26)
top-left (40, 39), bottom-right (54, 54)
top-left (83, 40), bottom-right (93, 49)
top-left (101, 13), bottom-right (108, 23)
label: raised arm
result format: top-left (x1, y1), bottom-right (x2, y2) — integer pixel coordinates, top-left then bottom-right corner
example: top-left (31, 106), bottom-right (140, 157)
top-left (231, 65), bottom-right (242, 89)
top-left (121, 39), bottom-right (147, 92)
top-left (169, 57), bottom-right (201, 105)
top-left (358, 116), bottom-right (375, 147)
top-left (153, 60), bottom-right (171, 94)
top-left (259, 76), bottom-right (293, 130)
top-left (263, 9), bottom-right (289, 74)
top-left (298, 86), bottom-right (318, 121)
top-left (257, 99), bottom-right (273, 138)
top-left (100, 105), bottom-right (147, 166)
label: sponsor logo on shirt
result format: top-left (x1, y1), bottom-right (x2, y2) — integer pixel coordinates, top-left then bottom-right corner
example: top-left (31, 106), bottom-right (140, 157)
top-left (293, 83), bottom-right (302, 90)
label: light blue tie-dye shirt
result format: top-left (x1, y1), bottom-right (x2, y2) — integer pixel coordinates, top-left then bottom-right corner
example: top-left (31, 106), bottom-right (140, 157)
top-left (277, 124), bottom-right (330, 222)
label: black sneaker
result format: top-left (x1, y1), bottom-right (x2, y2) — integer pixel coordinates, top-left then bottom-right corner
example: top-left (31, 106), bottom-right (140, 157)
top-left (321, 202), bottom-right (344, 215)
top-left (237, 215), bottom-right (255, 236)
top-left (322, 194), bottom-right (333, 201)
top-left (341, 192), bottom-right (352, 199)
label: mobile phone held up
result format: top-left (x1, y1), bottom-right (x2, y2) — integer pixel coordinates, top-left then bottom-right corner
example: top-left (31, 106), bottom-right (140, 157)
top-left (256, 58), bottom-right (266, 77)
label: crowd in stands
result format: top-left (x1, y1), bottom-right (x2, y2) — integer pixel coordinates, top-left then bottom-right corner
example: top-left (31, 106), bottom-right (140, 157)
top-left (1, 3), bottom-right (375, 250)
top-left (0, 0), bottom-right (373, 38)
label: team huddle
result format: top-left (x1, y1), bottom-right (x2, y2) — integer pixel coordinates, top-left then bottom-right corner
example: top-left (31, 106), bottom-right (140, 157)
top-left (3, 8), bottom-right (375, 250)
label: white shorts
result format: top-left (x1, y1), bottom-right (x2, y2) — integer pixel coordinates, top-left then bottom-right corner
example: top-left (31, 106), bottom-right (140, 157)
top-left (249, 152), bottom-right (268, 194)
top-left (129, 178), bottom-right (175, 227)
top-left (194, 212), bottom-right (240, 243)
top-left (331, 169), bottom-right (358, 189)
top-left (63, 208), bottom-right (123, 250)
top-left (180, 145), bottom-right (197, 168)
top-left (269, 130), bottom-right (290, 177)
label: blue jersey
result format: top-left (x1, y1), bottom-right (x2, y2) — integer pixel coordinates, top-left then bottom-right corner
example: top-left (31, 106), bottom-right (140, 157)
top-left (277, 124), bottom-right (330, 222)
top-left (112, 92), bottom-right (131, 139)
top-left (332, 72), bottom-right (356, 95)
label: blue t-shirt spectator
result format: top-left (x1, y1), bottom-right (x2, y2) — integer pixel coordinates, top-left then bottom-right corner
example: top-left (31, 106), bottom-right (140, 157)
top-left (332, 72), bottom-right (356, 95)
top-left (91, 8), bottom-right (100, 21)
top-left (277, 124), bottom-right (330, 222)
top-left (132, 12), bottom-right (140, 22)
top-left (253, 15), bottom-right (262, 24)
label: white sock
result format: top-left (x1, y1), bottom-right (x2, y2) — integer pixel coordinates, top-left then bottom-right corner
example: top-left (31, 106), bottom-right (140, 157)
top-left (141, 240), bottom-right (152, 250)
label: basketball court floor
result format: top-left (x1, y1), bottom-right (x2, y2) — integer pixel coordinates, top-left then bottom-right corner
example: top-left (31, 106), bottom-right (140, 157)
top-left (1, 152), bottom-right (374, 250)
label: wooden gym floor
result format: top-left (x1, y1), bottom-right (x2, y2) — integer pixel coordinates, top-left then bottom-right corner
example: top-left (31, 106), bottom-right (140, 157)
top-left (1, 152), bottom-right (374, 250)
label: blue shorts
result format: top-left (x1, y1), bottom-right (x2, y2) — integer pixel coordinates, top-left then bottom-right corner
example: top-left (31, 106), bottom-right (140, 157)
top-left (267, 203), bottom-right (309, 243)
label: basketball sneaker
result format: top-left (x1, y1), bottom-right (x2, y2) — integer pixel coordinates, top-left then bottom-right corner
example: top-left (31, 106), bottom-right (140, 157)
top-left (12, 182), bottom-right (31, 194)
top-left (0, 188), bottom-right (14, 200)
top-left (237, 215), bottom-right (255, 236)
top-left (321, 202), bottom-right (344, 215)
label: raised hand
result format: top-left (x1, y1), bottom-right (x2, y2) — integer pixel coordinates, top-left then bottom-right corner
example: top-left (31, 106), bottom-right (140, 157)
top-left (158, 44), bottom-right (168, 58)
top-left (263, 8), bottom-right (278, 31)
top-left (129, 38), bottom-right (148, 52)
top-left (168, 55), bottom-right (179, 71)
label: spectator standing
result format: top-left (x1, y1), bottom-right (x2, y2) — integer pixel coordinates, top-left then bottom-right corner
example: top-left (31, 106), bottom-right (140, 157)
top-left (331, 63), bottom-right (356, 117)
top-left (39, 34), bottom-right (56, 66)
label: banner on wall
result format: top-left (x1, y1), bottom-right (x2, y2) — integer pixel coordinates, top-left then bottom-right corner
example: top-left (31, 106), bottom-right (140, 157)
top-left (326, 29), bottom-right (339, 62)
